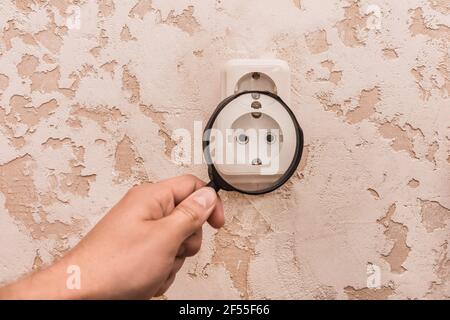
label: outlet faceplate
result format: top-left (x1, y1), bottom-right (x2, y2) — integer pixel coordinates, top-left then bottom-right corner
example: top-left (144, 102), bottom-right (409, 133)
top-left (221, 59), bottom-right (291, 105)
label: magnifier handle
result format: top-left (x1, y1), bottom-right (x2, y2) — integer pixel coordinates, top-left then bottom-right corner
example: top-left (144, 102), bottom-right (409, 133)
top-left (206, 180), bottom-right (221, 192)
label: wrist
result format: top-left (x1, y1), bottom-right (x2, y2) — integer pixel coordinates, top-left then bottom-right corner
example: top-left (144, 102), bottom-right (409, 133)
top-left (0, 260), bottom-right (86, 300)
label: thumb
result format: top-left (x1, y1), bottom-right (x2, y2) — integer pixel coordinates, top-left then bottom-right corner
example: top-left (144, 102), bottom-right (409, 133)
top-left (163, 187), bottom-right (218, 242)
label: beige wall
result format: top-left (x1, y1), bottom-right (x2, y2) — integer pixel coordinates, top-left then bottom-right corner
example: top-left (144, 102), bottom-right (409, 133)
top-left (0, 0), bottom-right (449, 299)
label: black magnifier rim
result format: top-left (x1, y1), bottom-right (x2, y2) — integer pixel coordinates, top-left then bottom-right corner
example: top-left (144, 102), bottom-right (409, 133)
top-left (203, 90), bottom-right (304, 195)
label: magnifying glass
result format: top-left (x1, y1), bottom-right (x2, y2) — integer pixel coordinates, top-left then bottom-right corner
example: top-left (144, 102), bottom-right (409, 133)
top-left (203, 90), bottom-right (304, 195)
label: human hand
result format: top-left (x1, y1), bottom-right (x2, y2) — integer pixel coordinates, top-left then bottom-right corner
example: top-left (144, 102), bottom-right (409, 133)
top-left (0, 175), bottom-right (224, 299)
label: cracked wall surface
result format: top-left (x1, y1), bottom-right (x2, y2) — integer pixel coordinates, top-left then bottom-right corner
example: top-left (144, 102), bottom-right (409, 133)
top-left (0, 0), bottom-right (449, 299)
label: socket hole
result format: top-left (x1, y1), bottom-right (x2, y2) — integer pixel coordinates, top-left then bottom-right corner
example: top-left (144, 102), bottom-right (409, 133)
top-left (252, 72), bottom-right (261, 80)
top-left (251, 101), bottom-right (261, 109)
top-left (251, 112), bottom-right (262, 119)
top-left (252, 158), bottom-right (262, 166)
top-left (237, 134), bottom-right (249, 144)
top-left (266, 133), bottom-right (276, 144)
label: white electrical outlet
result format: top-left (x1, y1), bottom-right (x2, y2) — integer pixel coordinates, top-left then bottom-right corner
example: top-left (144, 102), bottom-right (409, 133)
top-left (204, 58), bottom-right (303, 194)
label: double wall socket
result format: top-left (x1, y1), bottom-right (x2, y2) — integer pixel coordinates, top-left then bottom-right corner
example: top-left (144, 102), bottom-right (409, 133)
top-left (211, 58), bottom-right (296, 185)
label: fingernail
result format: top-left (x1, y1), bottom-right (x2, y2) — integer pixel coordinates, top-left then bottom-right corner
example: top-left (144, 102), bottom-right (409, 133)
top-left (192, 187), bottom-right (217, 209)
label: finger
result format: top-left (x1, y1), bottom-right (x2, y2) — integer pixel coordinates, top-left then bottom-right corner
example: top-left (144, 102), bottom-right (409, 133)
top-left (176, 244), bottom-right (186, 257)
top-left (144, 175), bottom-right (206, 215)
top-left (154, 258), bottom-right (185, 297)
top-left (158, 174), bottom-right (205, 205)
top-left (176, 231), bottom-right (202, 257)
top-left (161, 187), bottom-right (217, 243)
top-left (179, 228), bottom-right (202, 257)
top-left (154, 272), bottom-right (177, 297)
top-left (207, 193), bottom-right (225, 229)
top-left (172, 256), bottom-right (185, 274)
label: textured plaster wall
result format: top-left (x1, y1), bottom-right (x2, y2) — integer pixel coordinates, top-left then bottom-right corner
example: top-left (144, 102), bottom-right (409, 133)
top-left (0, 0), bottom-right (449, 299)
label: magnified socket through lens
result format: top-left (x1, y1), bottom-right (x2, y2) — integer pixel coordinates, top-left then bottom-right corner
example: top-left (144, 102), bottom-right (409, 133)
top-left (204, 91), bottom-right (303, 195)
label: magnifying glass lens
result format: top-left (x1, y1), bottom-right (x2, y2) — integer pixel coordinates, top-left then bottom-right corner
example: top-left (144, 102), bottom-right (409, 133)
top-left (204, 91), bottom-right (303, 194)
